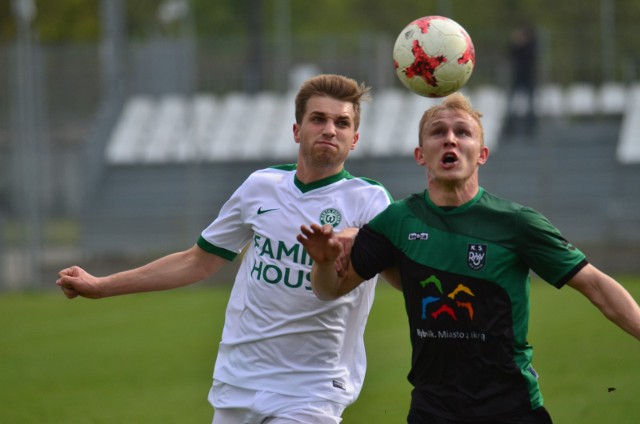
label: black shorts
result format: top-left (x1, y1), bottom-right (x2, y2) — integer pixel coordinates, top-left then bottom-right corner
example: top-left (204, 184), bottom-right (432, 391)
top-left (407, 406), bottom-right (553, 424)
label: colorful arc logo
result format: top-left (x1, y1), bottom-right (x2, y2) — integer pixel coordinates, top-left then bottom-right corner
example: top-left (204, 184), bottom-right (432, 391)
top-left (419, 275), bottom-right (476, 321)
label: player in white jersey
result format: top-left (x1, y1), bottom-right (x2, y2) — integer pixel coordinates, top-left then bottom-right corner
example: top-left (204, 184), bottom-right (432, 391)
top-left (56, 74), bottom-right (393, 423)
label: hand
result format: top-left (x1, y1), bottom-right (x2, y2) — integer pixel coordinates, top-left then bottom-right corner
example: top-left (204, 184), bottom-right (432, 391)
top-left (297, 223), bottom-right (343, 265)
top-left (56, 266), bottom-right (102, 299)
top-left (335, 228), bottom-right (358, 278)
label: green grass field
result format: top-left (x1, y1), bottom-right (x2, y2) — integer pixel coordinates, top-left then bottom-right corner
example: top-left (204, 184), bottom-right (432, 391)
top-left (1, 278), bottom-right (639, 423)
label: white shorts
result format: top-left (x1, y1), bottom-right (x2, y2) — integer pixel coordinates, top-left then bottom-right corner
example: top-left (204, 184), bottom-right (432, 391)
top-left (209, 380), bottom-right (345, 424)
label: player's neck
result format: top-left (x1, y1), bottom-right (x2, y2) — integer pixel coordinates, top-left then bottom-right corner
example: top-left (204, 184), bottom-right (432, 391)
top-left (427, 180), bottom-right (479, 207)
top-left (296, 162), bottom-right (344, 185)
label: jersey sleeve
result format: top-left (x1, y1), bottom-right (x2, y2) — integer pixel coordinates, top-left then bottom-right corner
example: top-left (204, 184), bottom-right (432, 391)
top-left (199, 177), bottom-right (254, 260)
top-left (516, 206), bottom-right (587, 288)
top-left (362, 186), bottom-right (393, 222)
top-left (351, 224), bottom-right (398, 281)
top-left (344, 176), bottom-right (392, 226)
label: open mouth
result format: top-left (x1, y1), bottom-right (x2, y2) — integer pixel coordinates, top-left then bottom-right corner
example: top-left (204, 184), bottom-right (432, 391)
top-left (442, 152), bottom-right (458, 165)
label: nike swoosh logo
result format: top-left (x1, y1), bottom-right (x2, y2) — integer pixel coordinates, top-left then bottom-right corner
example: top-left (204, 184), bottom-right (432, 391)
top-left (257, 207), bottom-right (279, 215)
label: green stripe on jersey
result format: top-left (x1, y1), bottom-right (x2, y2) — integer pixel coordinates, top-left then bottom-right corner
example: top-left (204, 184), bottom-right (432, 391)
top-left (197, 236), bottom-right (238, 261)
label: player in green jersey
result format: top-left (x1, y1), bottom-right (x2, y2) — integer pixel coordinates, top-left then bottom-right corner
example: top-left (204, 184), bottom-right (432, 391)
top-left (298, 92), bottom-right (640, 424)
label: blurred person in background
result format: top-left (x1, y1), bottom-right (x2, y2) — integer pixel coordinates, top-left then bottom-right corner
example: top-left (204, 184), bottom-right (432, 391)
top-left (57, 74), bottom-right (394, 424)
top-left (504, 22), bottom-right (539, 138)
top-left (298, 92), bottom-right (640, 424)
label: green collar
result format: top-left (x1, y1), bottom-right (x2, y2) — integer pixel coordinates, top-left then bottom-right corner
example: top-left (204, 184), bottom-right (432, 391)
top-left (294, 169), bottom-right (351, 193)
top-left (423, 187), bottom-right (485, 213)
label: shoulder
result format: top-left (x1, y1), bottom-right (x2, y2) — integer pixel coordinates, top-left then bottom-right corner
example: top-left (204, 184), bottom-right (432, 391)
top-left (477, 190), bottom-right (525, 213)
top-left (245, 164), bottom-right (295, 184)
top-left (478, 191), bottom-right (572, 256)
top-left (341, 172), bottom-right (393, 202)
top-left (472, 190), bottom-right (543, 226)
top-left (347, 175), bottom-right (386, 189)
top-left (369, 194), bottom-right (417, 227)
top-left (343, 173), bottom-right (387, 189)
top-left (268, 164), bottom-right (297, 172)
top-left (475, 190), bottom-right (553, 232)
top-left (232, 165), bottom-right (296, 199)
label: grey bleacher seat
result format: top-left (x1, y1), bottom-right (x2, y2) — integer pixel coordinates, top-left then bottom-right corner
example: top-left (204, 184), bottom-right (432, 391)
top-left (241, 93), bottom-right (282, 160)
top-left (351, 101), bottom-right (372, 158)
top-left (359, 89), bottom-right (406, 157)
top-left (105, 96), bottom-right (155, 164)
top-left (189, 94), bottom-right (221, 162)
top-left (401, 93), bottom-right (439, 154)
top-left (535, 84), bottom-right (564, 117)
top-left (270, 91), bottom-right (297, 161)
top-left (617, 83), bottom-right (640, 164)
top-left (205, 93), bottom-right (248, 161)
top-left (565, 83), bottom-right (597, 116)
top-left (141, 95), bottom-right (188, 163)
top-left (598, 82), bottom-right (627, 115)
top-left (469, 86), bottom-right (507, 151)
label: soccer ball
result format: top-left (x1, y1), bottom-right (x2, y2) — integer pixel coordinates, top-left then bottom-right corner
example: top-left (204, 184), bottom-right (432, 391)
top-left (393, 16), bottom-right (475, 98)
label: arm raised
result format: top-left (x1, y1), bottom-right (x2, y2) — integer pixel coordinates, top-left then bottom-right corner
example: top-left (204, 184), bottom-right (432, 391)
top-left (56, 244), bottom-right (229, 299)
top-left (567, 263), bottom-right (640, 340)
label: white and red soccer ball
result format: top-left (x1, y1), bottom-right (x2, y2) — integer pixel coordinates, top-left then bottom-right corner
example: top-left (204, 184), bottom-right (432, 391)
top-left (393, 16), bottom-right (475, 98)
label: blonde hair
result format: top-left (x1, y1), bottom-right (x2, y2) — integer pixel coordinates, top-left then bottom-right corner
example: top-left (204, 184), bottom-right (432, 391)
top-left (294, 74), bottom-right (372, 130)
top-left (418, 92), bottom-right (484, 146)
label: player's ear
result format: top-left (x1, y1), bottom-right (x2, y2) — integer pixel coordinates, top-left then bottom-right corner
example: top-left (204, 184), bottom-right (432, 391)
top-left (477, 145), bottom-right (489, 165)
top-left (293, 123), bottom-right (300, 143)
top-left (414, 146), bottom-right (426, 166)
top-left (350, 132), bottom-right (359, 150)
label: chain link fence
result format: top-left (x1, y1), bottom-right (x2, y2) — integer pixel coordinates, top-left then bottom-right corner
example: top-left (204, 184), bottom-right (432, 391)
top-left (1, 18), bottom-right (640, 286)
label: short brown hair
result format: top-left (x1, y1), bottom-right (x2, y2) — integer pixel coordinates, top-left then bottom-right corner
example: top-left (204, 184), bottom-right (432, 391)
top-left (418, 92), bottom-right (484, 146)
top-left (294, 74), bottom-right (372, 130)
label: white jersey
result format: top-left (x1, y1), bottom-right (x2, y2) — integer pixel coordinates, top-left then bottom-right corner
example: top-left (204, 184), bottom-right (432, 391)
top-left (199, 165), bottom-right (392, 406)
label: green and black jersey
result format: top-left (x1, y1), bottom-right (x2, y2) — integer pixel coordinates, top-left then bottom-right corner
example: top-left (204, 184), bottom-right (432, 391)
top-left (351, 188), bottom-right (587, 421)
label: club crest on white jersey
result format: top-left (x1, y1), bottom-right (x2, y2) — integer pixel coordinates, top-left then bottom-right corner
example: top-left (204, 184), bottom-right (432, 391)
top-left (319, 208), bottom-right (342, 227)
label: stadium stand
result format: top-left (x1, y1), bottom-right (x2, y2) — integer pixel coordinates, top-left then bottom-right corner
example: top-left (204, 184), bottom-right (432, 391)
top-left (106, 83), bottom-right (640, 169)
top-left (617, 83), bottom-right (640, 164)
top-left (103, 83), bottom-right (638, 166)
top-left (104, 86), bottom-right (510, 164)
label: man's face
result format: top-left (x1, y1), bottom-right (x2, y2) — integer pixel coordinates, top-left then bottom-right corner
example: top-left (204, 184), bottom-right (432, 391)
top-left (294, 96), bottom-right (358, 170)
top-left (415, 109), bottom-right (488, 185)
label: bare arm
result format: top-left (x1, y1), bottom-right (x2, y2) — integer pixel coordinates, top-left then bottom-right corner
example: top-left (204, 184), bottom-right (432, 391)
top-left (567, 263), bottom-right (640, 340)
top-left (297, 224), bottom-right (366, 300)
top-left (56, 244), bottom-right (229, 299)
